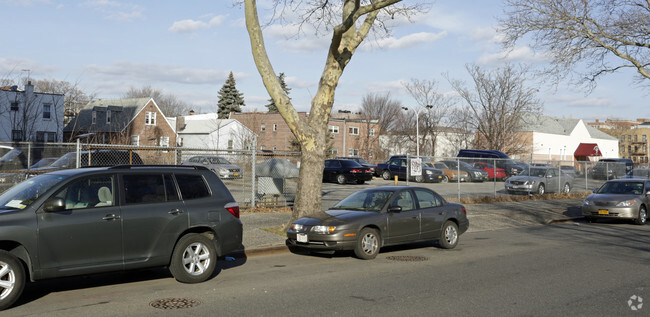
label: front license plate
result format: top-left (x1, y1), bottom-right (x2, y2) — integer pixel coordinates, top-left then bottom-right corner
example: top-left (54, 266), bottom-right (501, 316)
top-left (598, 209), bottom-right (609, 215)
top-left (233, 173), bottom-right (239, 177)
top-left (297, 233), bottom-right (308, 243)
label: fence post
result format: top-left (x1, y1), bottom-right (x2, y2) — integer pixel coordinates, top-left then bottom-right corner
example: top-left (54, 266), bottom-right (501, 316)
top-left (251, 137), bottom-right (257, 208)
top-left (76, 139), bottom-right (81, 168)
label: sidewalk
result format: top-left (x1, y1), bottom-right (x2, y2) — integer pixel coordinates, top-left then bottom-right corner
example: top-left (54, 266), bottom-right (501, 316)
top-left (238, 198), bottom-right (584, 255)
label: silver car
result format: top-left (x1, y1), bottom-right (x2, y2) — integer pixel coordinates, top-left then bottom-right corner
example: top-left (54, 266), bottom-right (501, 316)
top-left (505, 166), bottom-right (574, 195)
top-left (582, 179), bottom-right (649, 225)
top-left (183, 155), bottom-right (243, 179)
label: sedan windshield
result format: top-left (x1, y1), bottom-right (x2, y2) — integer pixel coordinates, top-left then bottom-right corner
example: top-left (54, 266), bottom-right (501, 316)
top-left (597, 181), bottom-right (644, 195)
top-left (208, 157), bottom-right (231, 164)
top-left (331, 190), bottom-right (394, 212)
top-left (518, 168), bottom-right (547, 178)
top-left (0, 174), bottom-right (68, 210)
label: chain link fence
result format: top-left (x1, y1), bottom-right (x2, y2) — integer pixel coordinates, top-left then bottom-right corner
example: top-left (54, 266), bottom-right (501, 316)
top-left (1, 141), bottom-right (647, 206)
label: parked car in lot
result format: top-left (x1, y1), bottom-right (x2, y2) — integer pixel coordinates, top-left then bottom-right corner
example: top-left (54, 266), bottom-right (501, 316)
top-left (286, 186), bottom-right (469, 259)
top-left (183, 155), bottom-right (243, 179)
top-left (582, 178), bottom-right (649, 225)
top-left (560, 165), bottom-right (582, 177)
top-left (472, 162), bottom-right (507, 181)
top-left (456, 149), bottom-right (526, 177)
top-left (428, 161), bottom-right (468, 183)
top-left (0, 150), bottom-right (144, 190)
top-left (505, 166), bottom-right (574, 195)
top-left (323, 159), bottom-right (373, 184)
top-left (336, 156), bottom-right (377, 176)
top-left (628, 168), bottom-right (650, 179)
top-left (0, 165), bottom-right (243, 310)
top-left (589, 158), bottom-right (634, 180)
top-left (377, 157), bottom-right (445, 183)
top-left (441, 160), bottom-right (487, 182)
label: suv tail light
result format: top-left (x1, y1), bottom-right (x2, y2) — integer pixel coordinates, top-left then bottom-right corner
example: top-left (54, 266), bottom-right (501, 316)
top-left (461, 206), bottom-right (467, 215)
top-left (225, 202), bottom-right (240, 218)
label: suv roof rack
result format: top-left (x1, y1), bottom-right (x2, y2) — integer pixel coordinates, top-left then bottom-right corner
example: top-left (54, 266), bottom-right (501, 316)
top-left (107, 165), bottom-right (210, 171)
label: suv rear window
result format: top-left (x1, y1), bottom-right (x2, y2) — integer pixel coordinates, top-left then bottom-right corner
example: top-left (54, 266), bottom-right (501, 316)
top-left (175, 174), bottom-right (210, 200)
top-left (123, 174), bottom-right (179, 204)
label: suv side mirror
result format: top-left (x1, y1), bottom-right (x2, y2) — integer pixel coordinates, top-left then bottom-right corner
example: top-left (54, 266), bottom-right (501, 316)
top-left (43, 197), bottom-right (66, 212)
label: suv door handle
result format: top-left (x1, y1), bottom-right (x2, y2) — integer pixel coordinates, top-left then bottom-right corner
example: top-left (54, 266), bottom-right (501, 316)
top-left (169, 209), bottom-right (184, 215)
top-left (102, 214), bottom-right (120, 221)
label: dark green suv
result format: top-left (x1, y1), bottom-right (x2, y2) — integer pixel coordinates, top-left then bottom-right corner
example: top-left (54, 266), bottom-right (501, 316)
top-left (0, 165), bottom-right (243, 310)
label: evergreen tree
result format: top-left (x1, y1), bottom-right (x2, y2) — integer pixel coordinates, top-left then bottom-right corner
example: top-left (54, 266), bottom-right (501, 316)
top-left (265, 73), bottom-right (291, 113)
top-left (217, 72), bottom-right (245, 118)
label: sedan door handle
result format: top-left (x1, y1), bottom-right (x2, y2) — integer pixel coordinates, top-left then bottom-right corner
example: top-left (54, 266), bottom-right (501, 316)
top-left (102, 214), bottom-right (121, 221)
top-left (169, 209), bottom-right (184, 215)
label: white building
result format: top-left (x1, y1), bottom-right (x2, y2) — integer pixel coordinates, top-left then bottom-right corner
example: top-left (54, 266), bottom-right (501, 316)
top-left (177, 113), bottom-right (255, 151)
top-left (0, 82), bottom-right (64, 142)
top-left (519, 115), bottom-right (618, 162)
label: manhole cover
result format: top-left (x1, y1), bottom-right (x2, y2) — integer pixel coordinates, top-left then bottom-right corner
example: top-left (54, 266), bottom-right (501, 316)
top-left (150, 298), bottom-right (201, 310)
top-left (385, 255), bottom-right (429, 262)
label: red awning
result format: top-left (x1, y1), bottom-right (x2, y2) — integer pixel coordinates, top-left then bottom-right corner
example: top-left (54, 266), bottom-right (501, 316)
top-left (574, 143), bottom-right (602, 157)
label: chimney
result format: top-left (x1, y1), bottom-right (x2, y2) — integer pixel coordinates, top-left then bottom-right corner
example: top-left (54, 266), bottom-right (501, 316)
top-left (189, 109), bottom-right (195, 115)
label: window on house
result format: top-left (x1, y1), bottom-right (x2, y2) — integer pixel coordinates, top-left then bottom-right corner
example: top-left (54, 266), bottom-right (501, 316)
top-left (621, 135), bottom-right (625, 142)
top-left (621, 145), bottom-right (625, 152)
top-left (349, 127), bottom-right (359, 135)
top-left (145, 111), bottom-right (156, 125)
top-left (43, 104), bottom-right (51, 119)
top-left (106, 110), bottom-right (111, 124)
top-left (260, 145), bottom-right (265, 150)
top-left (131, 135), bottom-right (140, 146)
top-left (635, 135), bottom-right (638, 142)
top-left (628, 135), bottom-right (632, 141)
top-left (628, 145), bottom-right (632, 152)
top-left (36, 131), bottom-right (56, 142)
top-left (12, 130), bottom-right (22, 142)
top-left (273, 146), bottom-right (277, 151)
top-left (273, 124), bottom-right (277, 131)
top-left (92, 111), bottom-right (97, 124)
top-left (159, 136), bottom-right (169, 147)
top-left (644, 135), bottom-right (647, 142)
top-left (328, 148), bottom-right (338, 155)
top-left (261, 124), bottom-right (266, 131)
top-left (329, 125), bottom-right (339, 134)
top-left (348, 148), bottom-right (359, 156)
top-left (227, 139), bottom-right (233, 150)
top-left (369, 128), bottom-right (375, 136)
top-left (10, 102), bottom-right (18, 111)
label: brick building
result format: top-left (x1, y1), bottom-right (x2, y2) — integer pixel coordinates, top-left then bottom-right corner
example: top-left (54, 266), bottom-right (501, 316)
top-left (230, 111), bottom-right (381, 159)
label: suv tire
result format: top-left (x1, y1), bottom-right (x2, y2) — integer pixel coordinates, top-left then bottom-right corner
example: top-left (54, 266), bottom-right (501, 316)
top-left (0, 251), bottom-right (25, 311)
top-left (170, 233), bottom-right (217, 283)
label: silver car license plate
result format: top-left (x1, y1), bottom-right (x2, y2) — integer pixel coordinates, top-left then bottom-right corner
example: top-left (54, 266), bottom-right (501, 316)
top-left (297, 233), bottom-right (308, 243)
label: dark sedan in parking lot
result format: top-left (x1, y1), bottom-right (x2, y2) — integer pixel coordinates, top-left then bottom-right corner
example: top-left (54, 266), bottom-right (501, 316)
top-left (286, 186), bottom-right (469, 259)
top-left (323, 159), bottom-right (374, 184)
top-left (582, 178), bottom-right (649, 225)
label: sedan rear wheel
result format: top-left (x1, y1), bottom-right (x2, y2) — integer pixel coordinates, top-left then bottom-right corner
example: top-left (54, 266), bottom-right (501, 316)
top-left (635, 206), bottom-right (647, 225)
top-left (537, 183), bottom-right (545, 195)
top-left (354, 228), bottom-right (380, 260)
top-left (562, 183), bottom-right (571, 193)
top-left (438, 221), bottom-right (459, 249)
top-left (336, 174), bottom-right (347, 185)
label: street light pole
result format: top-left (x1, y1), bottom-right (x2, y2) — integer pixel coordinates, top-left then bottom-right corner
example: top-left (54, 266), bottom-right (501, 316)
top-left (402, 105), bottom-right (433, 157)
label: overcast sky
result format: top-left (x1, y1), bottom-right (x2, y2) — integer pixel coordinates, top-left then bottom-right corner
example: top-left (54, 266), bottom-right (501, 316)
top-left (1, 0), bottom-right (646, 121)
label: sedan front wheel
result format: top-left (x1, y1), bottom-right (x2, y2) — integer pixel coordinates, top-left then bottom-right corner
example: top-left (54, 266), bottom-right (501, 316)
top-left (635, 206), bottom-right (647, 225)
top-left (354, 228), bottom-right (380, 260)
top-left (382, 170), bottom-right (392, 180)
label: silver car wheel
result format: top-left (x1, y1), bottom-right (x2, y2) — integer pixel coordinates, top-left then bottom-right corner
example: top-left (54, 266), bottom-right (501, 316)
top-left (181, 242), bottom-right (212, 276)
top-left (0, 261), bottom-right (16, 301)
top-left (444, 225), bottom-right (458, 246)
top-left (354, 228), bottom-right (380, 260)
top-left (636, 206), bottom-right (647, 225)
top-left (361, 233), bottom-right (378, 255)
top-left (563, 183), bottom-right (570, 193)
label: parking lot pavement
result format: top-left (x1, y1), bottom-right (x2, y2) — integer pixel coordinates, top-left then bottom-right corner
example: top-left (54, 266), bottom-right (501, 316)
top-left (238, 198), bottom-right (585, 254)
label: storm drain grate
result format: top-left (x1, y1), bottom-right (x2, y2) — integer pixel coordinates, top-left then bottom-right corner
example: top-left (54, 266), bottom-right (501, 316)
top-left (385, 255), bottom-right (429, 262)
top-left (150, 298), bottom-right (201, 310)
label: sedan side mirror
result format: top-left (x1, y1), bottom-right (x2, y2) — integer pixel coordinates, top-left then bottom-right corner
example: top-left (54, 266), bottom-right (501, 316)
top-left (388, 206), bottom-right (402, 213)
top-left (43, 197), bottom-right (66, 212)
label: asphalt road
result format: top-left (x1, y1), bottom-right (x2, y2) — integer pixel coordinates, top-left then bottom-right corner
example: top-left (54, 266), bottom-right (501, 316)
top-left (5, 221), bottom-right (649, 316)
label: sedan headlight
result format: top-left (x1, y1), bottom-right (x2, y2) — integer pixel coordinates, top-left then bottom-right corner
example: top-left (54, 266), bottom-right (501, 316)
top-left (312, 225), bottom-right (336, 234)
top-left (291, 223), bottom-right (304, 231)
top-left (425, 170), bottom-right (433, 175)
top-left (616, 200), bottom-right (636, 207)
top-left (583, 199), bottom-right (593, 206)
